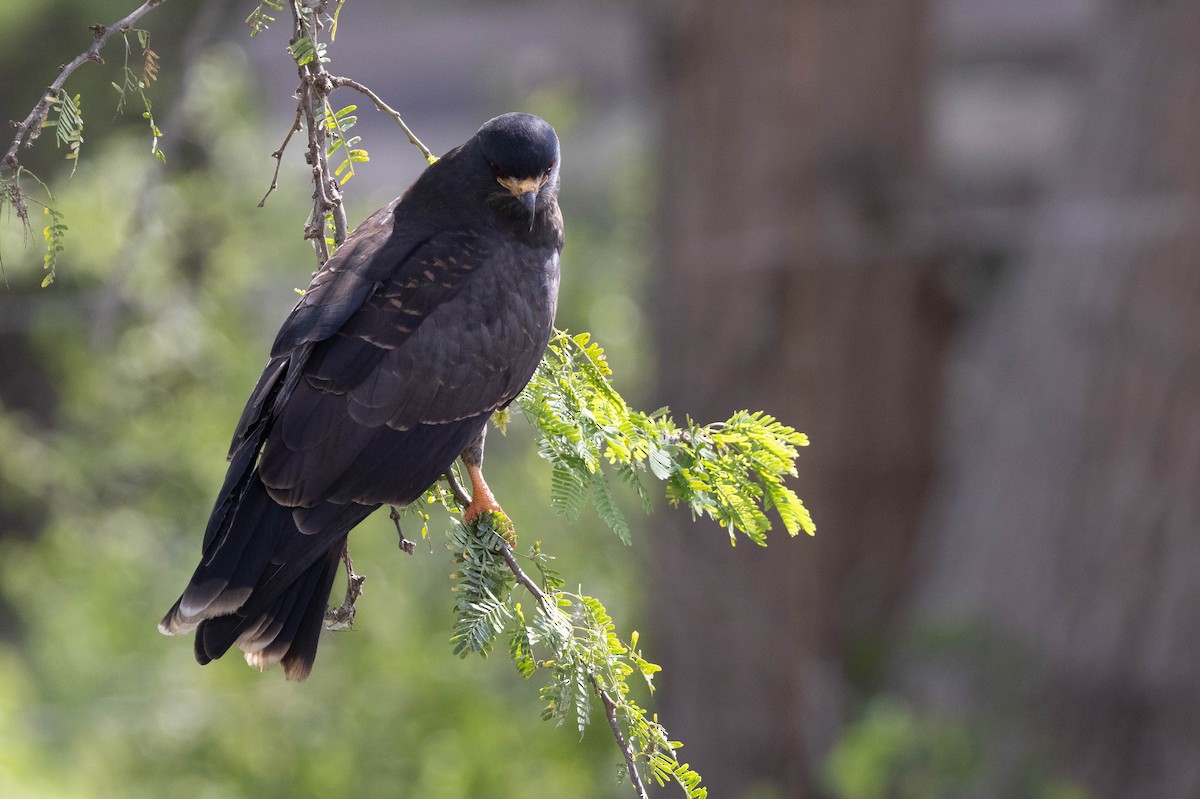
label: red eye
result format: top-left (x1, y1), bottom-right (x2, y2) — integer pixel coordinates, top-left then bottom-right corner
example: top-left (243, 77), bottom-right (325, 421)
top-left (488, 161), bottom-right (507, 178)
top-left (544, 160), bottom-right (556, 175)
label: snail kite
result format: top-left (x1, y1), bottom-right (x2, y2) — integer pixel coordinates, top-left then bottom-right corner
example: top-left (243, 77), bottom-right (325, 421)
top-left (159, 112), bottom-right (563, 680)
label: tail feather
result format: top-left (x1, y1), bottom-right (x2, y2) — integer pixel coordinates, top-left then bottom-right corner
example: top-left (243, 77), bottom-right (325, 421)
top-left (160, 460), bottom-right (370, 680)
top-left (161, 473), bottom-right (287, 630)
top-left (280, 552), bottom-right (341, 680)
top-left (194, 543), bottom-right (342, 680)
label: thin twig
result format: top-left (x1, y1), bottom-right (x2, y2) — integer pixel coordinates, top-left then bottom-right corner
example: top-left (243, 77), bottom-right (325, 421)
top-left (593, 676), bottom-right (651, 799)
top-left (323, 539), bottom-right (365, 630)
top-left (329, 75), bottom-right (437, 164)
top-left (443, 468), bottom-right (472, 507)
top-left (2, 0), bottom-right (169, 176)
top-left (297, 81), bottom-right (331, 264)
top-left (259, 103), bottom-right (303, 207)
top-left (498, 541), bottom-right (549, 607)
top-left (388, 506), bottom-right (416, 555)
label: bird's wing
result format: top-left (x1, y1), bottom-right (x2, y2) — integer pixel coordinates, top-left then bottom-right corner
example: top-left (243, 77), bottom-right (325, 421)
top-left (256, 227), bottom-right (558, 509)
top-left (223, 199), bottom-right (423, 459)
top-left (271, 198), bottom-right (420, 356)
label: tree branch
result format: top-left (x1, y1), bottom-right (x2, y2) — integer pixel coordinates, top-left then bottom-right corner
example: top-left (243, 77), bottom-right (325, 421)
top-left (2, 0), bottom-right (169, 177)
top-left (594, 676), bottom-right (652, 799)
top-left (444, 464), bottom-right (649, 794)
top-left (287, 0), bottom-right (345, 265)
top-left (497, 541), bottom-right (547, 606)
top-left (329, 75), bottom-right (437, 164)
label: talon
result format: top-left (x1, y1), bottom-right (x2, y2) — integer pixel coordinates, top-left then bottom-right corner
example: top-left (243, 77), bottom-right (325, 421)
top-left (463, 462), bottom-right (516, 544)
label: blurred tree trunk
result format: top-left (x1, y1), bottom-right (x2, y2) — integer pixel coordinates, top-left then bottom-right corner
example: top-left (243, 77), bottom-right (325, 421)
top-left (900, 2), bottom-right (1200, 796)
top-left (647, 1), bottom-right (945, 795)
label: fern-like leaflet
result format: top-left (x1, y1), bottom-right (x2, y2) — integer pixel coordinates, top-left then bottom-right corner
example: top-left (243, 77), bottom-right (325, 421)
top-left (324, 103), bottom-right (370, 186)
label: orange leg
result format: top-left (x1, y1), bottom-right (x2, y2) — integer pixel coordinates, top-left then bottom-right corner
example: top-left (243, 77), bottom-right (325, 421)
top-left (459, 426), bottom-right (515, 542)
top-left (463, 461), bottom-right (503, 523)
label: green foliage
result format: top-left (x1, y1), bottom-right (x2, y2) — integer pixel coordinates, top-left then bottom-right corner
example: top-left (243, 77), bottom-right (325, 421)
top-left (323, 103), bottom-right (369, 186)
top-left (43, 90), bottom-right (85, 176)
top-left (289, 35), bottom-right (328, 67)
top-left (448, 515), bottom-right (515, 658)
top-left (40, 203), bottom-right (67, 287)
top-left (437, 328), bottom-right (815, 792)
top-left (245, 0), bottom-right (284, 37)
top-left (448, 517), bottom-right (707, 797)
top-left (517, 331), bottom-right (815, 545)
top-left (112, 29), bottom-right (165, 162)
top-left (1, 167), bottom-right (68, 287)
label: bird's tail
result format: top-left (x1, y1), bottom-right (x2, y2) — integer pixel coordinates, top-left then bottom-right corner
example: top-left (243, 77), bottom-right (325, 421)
top-left (196, 541), bottom-right (341, 681)
top-left (158, 463), bottom-right (360, 681)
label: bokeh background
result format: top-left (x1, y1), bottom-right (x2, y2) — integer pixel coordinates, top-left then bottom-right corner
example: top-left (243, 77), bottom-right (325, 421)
top-left (2, 1), bottom-right (1198, 797)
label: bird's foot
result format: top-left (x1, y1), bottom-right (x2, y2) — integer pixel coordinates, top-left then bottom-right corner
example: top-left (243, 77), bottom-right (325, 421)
top-left (465, 502), bottom-right (516, 546)
top-left (462, 462), bottom-right (516, 545)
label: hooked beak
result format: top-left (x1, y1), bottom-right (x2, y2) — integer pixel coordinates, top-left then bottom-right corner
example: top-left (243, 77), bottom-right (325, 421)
top-left (518, 190), bottom-right (538, 228)
top-left (497, 175), bottom-right (544, 230)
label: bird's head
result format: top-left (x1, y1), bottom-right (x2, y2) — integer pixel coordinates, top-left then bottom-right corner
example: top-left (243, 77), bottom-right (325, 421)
top-left (477, 112), bottom-right (560, 228)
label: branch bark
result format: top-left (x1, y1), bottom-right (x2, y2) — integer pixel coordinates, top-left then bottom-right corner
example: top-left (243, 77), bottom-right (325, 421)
top-left (2, 0), bottom-right (169, 177)
top-left (287, 0), bottom-right (343, 265)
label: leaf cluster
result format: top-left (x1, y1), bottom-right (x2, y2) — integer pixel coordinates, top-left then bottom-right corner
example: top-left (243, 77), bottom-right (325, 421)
top-left (448, 517), bottom-right (706, 797)
top-left (448, 515), bottom-right (516, 658)
top-left (245, 0), bottom-right (285, 37)
top-left (516, 330), bottom-right (815, 546)
top-left (437, 330), bottom-right (817, 793)
top-left (112, 30), bottom-right (165, 163)
top-left (43, 91), bottom-right (85, 177)
top-left (290, 35), bottom-right (329, 67)
top-left (435, 329), bottom-right (815, 793)
top-left (323, 103), bottom-right (369, 186)
top-left (40, 204), bottom-right (67, 287)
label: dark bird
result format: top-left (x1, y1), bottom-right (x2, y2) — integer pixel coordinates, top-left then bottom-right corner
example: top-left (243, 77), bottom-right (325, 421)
top-left (159, 113), bottom-right (563, 680)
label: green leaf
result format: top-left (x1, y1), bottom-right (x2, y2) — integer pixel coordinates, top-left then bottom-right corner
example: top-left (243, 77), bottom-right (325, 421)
top-left (550, 463), bottom-right (587, 522)
top-left (647, 443), bottom-right (673, 480)
top-left (447, 520), bottom-right (515, 658)
top-left (591, 471), bottom-right (630, 544)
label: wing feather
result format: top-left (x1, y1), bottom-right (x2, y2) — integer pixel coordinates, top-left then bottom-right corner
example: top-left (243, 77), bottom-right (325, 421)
top-left (257, 231), bottom-right (557, 510)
